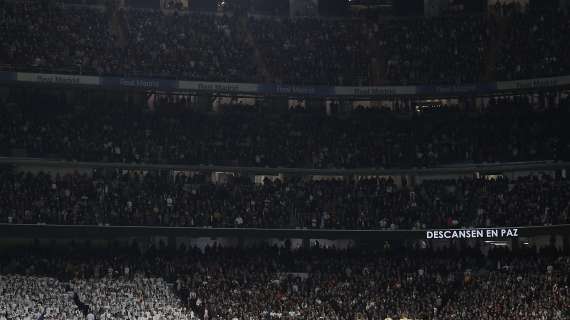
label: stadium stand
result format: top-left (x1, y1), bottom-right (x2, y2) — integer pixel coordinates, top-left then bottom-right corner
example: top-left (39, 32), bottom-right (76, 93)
top-left (1, 1), bottom-right (570, 320)
top-left (1, 95), bottom-right (569, 168)
top-left (496, 5), bottom-right (570, 81)
top-left (0, 244), bottom-right (568, 320)
top-left (0, 275), bottom-right (191, 320)
top-left (0, 1), bottom-right (569, 85)
top-left (1, 168), bottom-right (568, 229)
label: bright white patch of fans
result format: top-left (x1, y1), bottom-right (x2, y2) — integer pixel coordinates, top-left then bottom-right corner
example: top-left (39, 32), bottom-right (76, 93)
top-left (0, 276), bottom-right (190, 320)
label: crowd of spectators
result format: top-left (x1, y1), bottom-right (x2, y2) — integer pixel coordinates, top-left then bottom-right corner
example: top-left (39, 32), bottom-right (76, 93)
top-left (0, 275), bottom-right (190, 320)
top-left (0, 167), bottom-right (568, 229)
top-left (379, 15), bottom-right (489, 85)
top-left (496, 5), bottom-right (570, 81)
top-left (1, 1), bottom-right (569, 85)
top-left (248, 17), bottom-right (369, 86)
top-left (0, 1), bottom-right (255, 82)
top-left (0, 0), bottom-right (115, 75)
top-left (2, 96), bottom-right (569, 169)
top-left (0, 244), bottom-right (569, 320)
top-left (441, 268), bottom-right (569, 319)
top-left (0, 275), bottom-right (84, 320)
top-left (72, 278), bottom-right (189, 320)
top-left (118, 10), bottom-right (255, 82)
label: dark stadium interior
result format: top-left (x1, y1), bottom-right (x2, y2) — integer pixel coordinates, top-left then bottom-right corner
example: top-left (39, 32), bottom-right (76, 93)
top-left (0, 0), bottom-right (569, 319)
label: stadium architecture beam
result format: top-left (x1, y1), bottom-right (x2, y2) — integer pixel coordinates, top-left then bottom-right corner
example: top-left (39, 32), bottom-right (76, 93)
top-left (0, 157), bottom-right (568, 177)
top-left (0, 224), bottom-right (568, 240)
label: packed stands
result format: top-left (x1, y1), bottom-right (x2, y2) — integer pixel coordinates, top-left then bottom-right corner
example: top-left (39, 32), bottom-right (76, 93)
top-left (0, 1), bottom-right (115, 76)
top-left (248, 17), bottom-right (369, 85)
top-left (120, 10), bottom-right (255, 82)
top-left (497, 6), bottom-right (570, 81)
top-left (378, 15), bottom-right (488, 84)
top-left (0, 245), bottom-right (569, 320)
top-left (1, 167), bottom-right (568, 229)
top-left (1, 1), bottom-right (570, 320)
top-left (1, 1), bottom-right (569, 85)
top-left (1, 95), bottom-right (569, 168)
top-left (0, 276), bottom-right (83, 319)
top-left (0, 275), bottom-right (190, 320)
